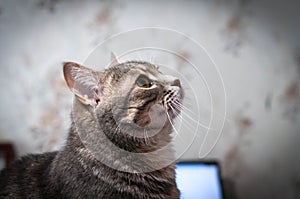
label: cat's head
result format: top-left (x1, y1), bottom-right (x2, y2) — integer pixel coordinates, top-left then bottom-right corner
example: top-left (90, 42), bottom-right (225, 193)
top-left (63, 56), bottom-right (183, 149)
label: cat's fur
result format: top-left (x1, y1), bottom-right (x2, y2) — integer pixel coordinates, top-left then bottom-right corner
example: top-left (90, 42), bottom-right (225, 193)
top-left (0, 57), bottom-right (182, 198)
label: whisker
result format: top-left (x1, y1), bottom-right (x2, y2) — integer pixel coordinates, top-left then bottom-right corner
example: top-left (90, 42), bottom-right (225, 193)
top-left (170, 105), bottom-right (193, 129)
top-left (170, 104), bottom-right (181, 118)
top-left (169, 104), bottom-right (207, 140)
top-left (146, 129), bottom-right (150, 144)
top-left (170, 103), bottom-right (205, 134)
top-left (171, 104), bottom-right (217, 139)
top-left (171, 103), bottom-right (198, 124)
top-left (182, 95), bottom-right (193, 102)
top-left (114, 122), bottom-right (121, 134)
top-left (164, 107), bottom-right (185, 142)
top-left (175, 119), bottom-right (205, 138)
top-left (181, 100), bottom-right (193, 107)
top-left (197, 104), bottom-right (232, 125)
top-left (144, 128), bottom-right (149, 145)
top-left (169, 104), bottom-right (198, 132)
top-left (173, 100), bottom-right (196, 116)
top-left (175, 97), bottom-right (231, 128)
top-left (172, 103), bottom-right (215, 131)
top-left (169, 103), bottom-right (181, 117)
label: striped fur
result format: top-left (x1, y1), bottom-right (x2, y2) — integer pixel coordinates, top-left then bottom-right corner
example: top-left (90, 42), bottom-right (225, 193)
top-left (0, 61), bottom-right (182, 198)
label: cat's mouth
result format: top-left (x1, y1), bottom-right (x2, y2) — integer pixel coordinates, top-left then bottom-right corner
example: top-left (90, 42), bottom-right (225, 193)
top-left (162, 86), bottom-right (183, 119)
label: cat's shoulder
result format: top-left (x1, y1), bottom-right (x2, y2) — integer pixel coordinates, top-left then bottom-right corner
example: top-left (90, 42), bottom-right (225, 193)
top-left (10, 151), bottom-right (57, 168)
top-left (0, 151), bottom-right (57, 178)
top-left (0, 151), bottom-right (58, 198)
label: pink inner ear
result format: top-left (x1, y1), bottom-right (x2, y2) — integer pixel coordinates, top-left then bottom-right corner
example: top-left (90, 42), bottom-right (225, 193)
top-left (63, 62), bottom-right (102, 106)
top-left (63, 62), bottom-right (79, 90)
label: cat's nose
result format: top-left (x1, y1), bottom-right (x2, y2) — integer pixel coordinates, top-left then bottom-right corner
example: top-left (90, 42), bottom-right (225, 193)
top-left (172, 79), bottom-right (181, 88)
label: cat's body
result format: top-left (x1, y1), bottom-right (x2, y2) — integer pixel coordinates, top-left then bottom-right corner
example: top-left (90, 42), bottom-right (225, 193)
top-left (0, 58), bottom-right (182, 198)
top-left (0, 131), bottom-right (178, 198)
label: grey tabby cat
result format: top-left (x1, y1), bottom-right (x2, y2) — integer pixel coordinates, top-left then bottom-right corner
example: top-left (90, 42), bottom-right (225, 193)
top-left (0, 54), bottom-right (183, 199)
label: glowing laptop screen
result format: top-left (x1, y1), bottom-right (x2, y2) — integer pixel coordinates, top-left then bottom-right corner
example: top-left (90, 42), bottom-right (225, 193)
top-left (176, 162), bottom-right (223, 199)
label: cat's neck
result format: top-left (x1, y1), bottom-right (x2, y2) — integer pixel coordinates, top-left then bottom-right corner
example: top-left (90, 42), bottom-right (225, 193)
top-left (64, 99), bottom-right (176, 173)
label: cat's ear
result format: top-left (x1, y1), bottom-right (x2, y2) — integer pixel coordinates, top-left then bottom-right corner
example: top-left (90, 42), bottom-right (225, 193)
top-left (110, 52), bottom-right (120, 66)
top-left (63, 62), bottom-right (104, 107)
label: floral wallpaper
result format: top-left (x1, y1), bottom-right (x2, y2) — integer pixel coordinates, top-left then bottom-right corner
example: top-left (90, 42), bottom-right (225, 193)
top-left (0, 0), bottom-right (299, 198)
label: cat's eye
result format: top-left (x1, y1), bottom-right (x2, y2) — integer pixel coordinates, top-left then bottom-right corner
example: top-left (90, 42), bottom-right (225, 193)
top-left (136, 76), bottom-right (153, 88)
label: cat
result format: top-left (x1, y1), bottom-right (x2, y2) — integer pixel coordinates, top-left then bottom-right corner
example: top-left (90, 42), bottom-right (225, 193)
top-left (0, 54), bottom-right (183, 199)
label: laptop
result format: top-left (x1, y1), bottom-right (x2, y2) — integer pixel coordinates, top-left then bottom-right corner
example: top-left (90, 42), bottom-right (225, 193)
top-left (176, 160), bottom-right (224, 199)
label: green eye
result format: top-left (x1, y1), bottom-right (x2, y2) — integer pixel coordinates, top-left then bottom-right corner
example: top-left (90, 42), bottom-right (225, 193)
top-left (136, 76), bottom-right (152, 88)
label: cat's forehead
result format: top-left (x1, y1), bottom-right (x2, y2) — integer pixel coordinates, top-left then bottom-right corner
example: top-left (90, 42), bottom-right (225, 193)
top-left (114, 61), bottom-right (160, 79)
top-left (133, 62), bottom-right (159, 77)
top-left (127, 61), bottom-right (157, 71)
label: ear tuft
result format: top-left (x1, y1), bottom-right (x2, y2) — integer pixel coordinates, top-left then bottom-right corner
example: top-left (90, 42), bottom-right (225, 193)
top-left (110, 52), bottom-right (120, 66)
top-left (63, 62), bottom-right (103, 106)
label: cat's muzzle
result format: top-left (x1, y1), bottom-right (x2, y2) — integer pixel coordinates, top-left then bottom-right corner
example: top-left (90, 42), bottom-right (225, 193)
top-left (162, 85), bottom-right (183, 118)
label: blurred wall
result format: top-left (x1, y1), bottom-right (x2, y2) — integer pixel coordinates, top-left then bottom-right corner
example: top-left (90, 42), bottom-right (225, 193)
top-left (0, 0), bottom-right (300, 199)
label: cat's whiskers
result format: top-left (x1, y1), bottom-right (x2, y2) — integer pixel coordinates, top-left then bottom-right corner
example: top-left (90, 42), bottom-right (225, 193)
top-left (170, 103), bottom-right (204, 137)
top-left (174, 103), bottom-right (201, 123)
top-left (170, 102), bottom-right (196, 130)
top-left (114, 121), bottom-right (122, 135)
top-left (172, 102), bottom-right (215, 131)
top-left (181, 96), bottom-right (194, 105)
top-left (143, 128), bottom-right (149, 145)
top-left (173, 100), bottom-right (195, 116)
top-left (169, 103), bottom-right (198, 134)
top-left (172, 101), bottom-right (199, 123)
top-left (164, 105), bottom-right (185, 142)
top-left (169, 103), bottom-right (181, 119)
